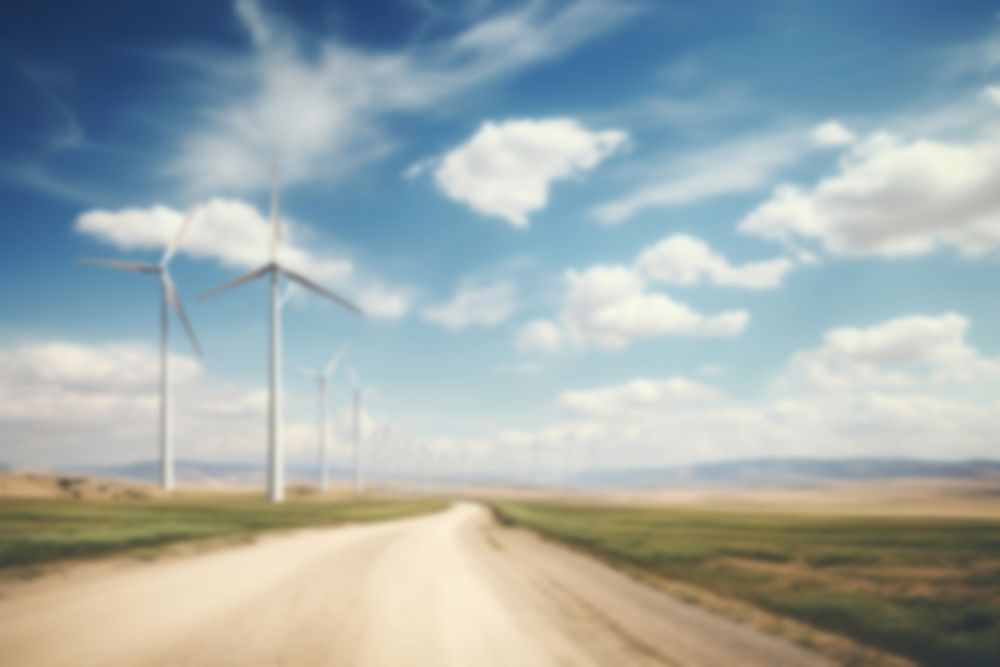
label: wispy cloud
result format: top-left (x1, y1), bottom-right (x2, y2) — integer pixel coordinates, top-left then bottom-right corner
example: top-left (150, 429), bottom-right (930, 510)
top-left (20, 65), bottom-right (85, 152)
top-left (423, 280), bottom-right (518, 330)
top-left (591, 122), bottom-right (855, 225)
top-left (171, 0), bottom-right (638, 193)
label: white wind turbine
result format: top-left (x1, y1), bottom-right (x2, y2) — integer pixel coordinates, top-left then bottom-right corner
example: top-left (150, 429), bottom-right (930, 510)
top-left (78, 204), bottom-right (203, 492)
top-left (200, 156), bottom-right (362, 503)
top-left (297, 342), bottom-right (348, 491)
top-left (346, 361), bottom-right (369, 497)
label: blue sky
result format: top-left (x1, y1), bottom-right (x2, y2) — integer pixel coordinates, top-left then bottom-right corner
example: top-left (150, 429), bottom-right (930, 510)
top-left (3, 0), bottom-right (1000, 475)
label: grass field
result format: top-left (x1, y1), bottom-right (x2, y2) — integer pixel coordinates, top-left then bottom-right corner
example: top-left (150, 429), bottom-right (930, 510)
top-left (0, 495), bottom-right (445, 570)
top-left (495, 501), bottom-right (1000, 667)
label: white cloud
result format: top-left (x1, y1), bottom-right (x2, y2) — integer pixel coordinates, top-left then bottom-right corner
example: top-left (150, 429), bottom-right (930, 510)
top-left (433, 118), bottom-right (627, 228)
top-left (591, 126), bottom-right (835, 225)
top-left (357, 284), bottom-right (416, 319)
top-left (938, 31), bottom-right (1000, 78)
top-left (173, 0), bottom-right (636, 192)
top-left (474, 313), bottom-right (1000, 469)
top-left (812, 120), bottom-right (856, 147)
top-left (783, 313), bottom-right (1000, 391)
top-left (520, 265), bottom-right (748, 353)
top-left (0, 342), bottom-right (199, 405)
top-left (740, 131), bottom-right (1000, 258)
top-left (559, 376), bottom-right (720, 420)
top-left (516, 319), bottom-right (563, 354)
top-left (423, 281), bottom-right (517, 330)
top-left (76, 197), bottom-right (351, 281)
top-left (984, 85), bottom-right (1000, 106)
top-left (233, 0), bottom-right (272, 48)
top-left (636, 234), bottom-right (794, 289)
top-left (75, 198), bottom-right (413, 318)
top-left (0, 340), bottom-right (333, 468)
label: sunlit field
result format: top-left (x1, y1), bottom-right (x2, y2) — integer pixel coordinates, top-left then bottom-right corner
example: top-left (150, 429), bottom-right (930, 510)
top-left (495, 502), bottom-right (1000, 667)
top-left (0, 494), bottom-right (444, 570)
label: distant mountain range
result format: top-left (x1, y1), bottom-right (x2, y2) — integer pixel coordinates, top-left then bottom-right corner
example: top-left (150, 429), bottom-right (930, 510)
top-left (573, 458), bottom-right (1000, 488)
top-left (5, 457), bottom-right (999, 489)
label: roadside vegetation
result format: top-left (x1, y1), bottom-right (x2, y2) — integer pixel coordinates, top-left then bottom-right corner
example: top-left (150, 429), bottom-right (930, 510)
top-left (0, 495), bottom-right (445, 569)
top-left (494, 501), bottom-right (1000, 667)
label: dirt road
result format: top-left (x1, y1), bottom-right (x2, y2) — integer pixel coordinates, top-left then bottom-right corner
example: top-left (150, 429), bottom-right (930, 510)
top-left (0, 503), bottom-right (833, 666)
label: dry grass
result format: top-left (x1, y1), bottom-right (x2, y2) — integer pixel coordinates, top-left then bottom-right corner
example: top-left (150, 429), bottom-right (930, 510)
top-left (495, 500), bottom-right (1000, 667)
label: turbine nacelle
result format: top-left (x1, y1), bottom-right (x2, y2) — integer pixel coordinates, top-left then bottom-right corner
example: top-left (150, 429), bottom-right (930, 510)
top-left (77, 202), bottom-right (203, 357)
top-left (198, 262), bottom-right (363, 316)
top-left (196, 151), bottom-right (362, 503)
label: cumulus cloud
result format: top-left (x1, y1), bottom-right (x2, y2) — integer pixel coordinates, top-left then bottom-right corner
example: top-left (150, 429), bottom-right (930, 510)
top-left (173, 0), bottom-right (636, 192)
top-left (423, 281), bottom-right (517, 330)
top-left (516, 319), bottom-right (564, 353)
top-left (740, 131), bottom-right (1000, 258)
top-left (559, 376), bottom-right (720, 420)
top-left (479, 312), bottom-right (1000, 470)
top-left (433, 118), bottom-right (627, 228)
top-left (811, 120), bottom-right (856, 147)
top-left (518, 264), bottom-right (748, 352)
top-left (783, 313), bottom-right (1000, 391)
top-left (0, 340), bottom-right (338, 468)
top-left (75, 198), bottom-right (413, 318)
top-left (984, 85), bottom-right (1000, 106)
top-left (591, 123), bottom-right (849, 226)
top-left (356, 284), bottom-right (416, 319)
top-left (0, 342), bottom-right (199, 411)
top-left (636, 234), bottom-right (793, 289)
top-left (517, 233), bottom-right (773, 354)
top-left (76, 198), bottom-right (351, 281)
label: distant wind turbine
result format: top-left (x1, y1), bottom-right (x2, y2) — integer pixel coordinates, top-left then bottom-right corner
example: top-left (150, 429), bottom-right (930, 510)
top-left (200, 155), bottom-right (363, 503)
top-left (78, 204), bottom-right (203, 492)
top-left (346, 361), bottom-right (368, 497)
top-left (297, 342), bottom-right (348, 491)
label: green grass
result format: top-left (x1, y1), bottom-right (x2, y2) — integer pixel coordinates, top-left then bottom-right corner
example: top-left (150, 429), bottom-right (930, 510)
top-left (494, 502), bottom-right (1000, 667)
top-left (0, 495), bottom-right (446, 569)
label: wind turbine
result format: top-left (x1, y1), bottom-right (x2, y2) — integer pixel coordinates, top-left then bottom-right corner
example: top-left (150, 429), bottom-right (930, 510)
top-left (200, 155), bottom-right (363, 503)
top-left (78, 204), bottom-right (203, 492)
top-left (346, 361), bottom-right (367, 497)
top-left (297, 342), bottom-right (348, 491)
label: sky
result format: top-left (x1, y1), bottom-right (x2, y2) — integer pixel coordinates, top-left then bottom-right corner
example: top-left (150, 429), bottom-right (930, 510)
top-left (3, 0), bottom-right (1000, 478)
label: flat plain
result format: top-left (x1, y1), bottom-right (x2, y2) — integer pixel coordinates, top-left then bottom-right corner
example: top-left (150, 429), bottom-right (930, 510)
top-left (495, 488), bottom-right (1000, 667)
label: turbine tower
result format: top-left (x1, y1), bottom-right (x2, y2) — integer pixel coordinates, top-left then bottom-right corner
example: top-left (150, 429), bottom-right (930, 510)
top-left (79, 204), bottom-right (203, 492)
top-left (347, 362), bottom-right (365, 497)
top-left (297, 343), bottom-right (348, 491)
top-left (201, 155), bottom-right (362, 503)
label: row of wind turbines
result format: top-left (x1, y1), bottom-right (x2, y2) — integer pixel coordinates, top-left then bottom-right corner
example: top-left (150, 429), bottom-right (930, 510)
top-left (80, 157), bottom-right (371, 503)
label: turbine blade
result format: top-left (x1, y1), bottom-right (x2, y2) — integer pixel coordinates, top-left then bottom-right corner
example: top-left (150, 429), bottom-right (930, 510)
top-left (324, 342), bottom-right (349, 376)
top-left (279, 267), bottom-right (363, 316)
top-left (78, 257), bottom-right (158, 274)
top-left (346, 361), bottom-right (359, 390)
top-left (161, 202), bottom-right (201, 266)
top-left (198, 264), bottom-right (272, 301)
top-left (165, 276), bottom-right (202, 357)
top-left (278, 282), bottom-right (298, 308)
